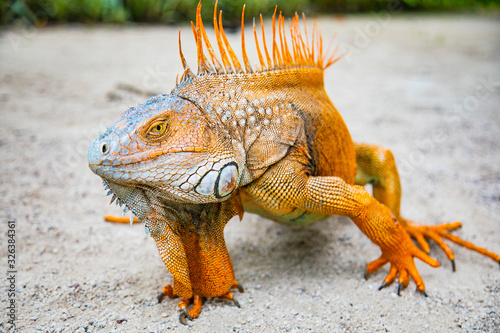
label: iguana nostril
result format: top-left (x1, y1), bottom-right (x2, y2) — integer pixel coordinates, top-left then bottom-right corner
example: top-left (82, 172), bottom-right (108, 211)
top-left (101, 143), bottom-right (110, 155)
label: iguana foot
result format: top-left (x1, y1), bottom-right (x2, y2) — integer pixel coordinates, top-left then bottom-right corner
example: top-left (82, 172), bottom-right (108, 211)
top-left (401, 219), bottom-right (500, 270)
top-left (366, 231), bottom-right (440, 295)
top-left (158, 281), bottom-right (244, 324)
top-left (176, 291), bottom-right (241, 325)
top-left (178, 296), bottom-right (203, 325)
top-left (154, 284), bottom-right (199, 325)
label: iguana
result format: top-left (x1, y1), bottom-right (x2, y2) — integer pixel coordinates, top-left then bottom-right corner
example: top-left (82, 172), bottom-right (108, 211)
top-left (87, 1), bottom-right (499, 324)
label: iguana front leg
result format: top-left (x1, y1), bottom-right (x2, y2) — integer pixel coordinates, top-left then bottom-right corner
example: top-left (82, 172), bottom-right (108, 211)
top-left (302, 176), bottom-right (441, 293)
top-left (145, 203), bottom-right (243, 324)
top-left (244, 159), bottom-right (440, 294)
top-left (355, 142), bottom-right (500, 270)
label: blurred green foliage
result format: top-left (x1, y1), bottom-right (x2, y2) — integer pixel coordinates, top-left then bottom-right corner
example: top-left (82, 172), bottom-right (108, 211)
top-left (1, 0), bottom-right (499, 26)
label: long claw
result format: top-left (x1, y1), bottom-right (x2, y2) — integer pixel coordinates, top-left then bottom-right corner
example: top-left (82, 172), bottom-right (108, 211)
top-left (232, 296), bottom-right (241, 308)
top-left (231, 281), bottom-right (245, 293)
top-left (158, 284), bottom-right (176, 303)
top-left (179, 312), bottom-right (191, 326)
top-left (183, 307), bottom-right (192, 321)
top-left (179, 306), bottom-right (193, 325)
top-left (416, 288), bottom-right (428, 297)
top-left (378, 281), bottom-right (387, 291)
top-left (451, 259), bottom-right (456, 272)
top-left (397, 282), bottom-right (402, 296)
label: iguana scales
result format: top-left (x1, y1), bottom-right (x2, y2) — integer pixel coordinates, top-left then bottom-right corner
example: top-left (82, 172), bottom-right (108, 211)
top-left (87, 1), bottom-right (499, 324)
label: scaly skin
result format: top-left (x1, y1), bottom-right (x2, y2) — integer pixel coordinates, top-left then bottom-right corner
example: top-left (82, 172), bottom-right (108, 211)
top-left (87, 2), bottom-right (499, 323)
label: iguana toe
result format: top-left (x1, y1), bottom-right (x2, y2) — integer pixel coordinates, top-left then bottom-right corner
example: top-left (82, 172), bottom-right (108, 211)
top-left (230, 280), bottom-right (245, 293)
top-left (416, 288), bottom-right (428, 297)
top-left (377, 281), bottom-right (387, 291)
top-left (231, 296), bottom-right (241, 308)
top-left (178, 295), bottom-right (202, 325)
top-left (219, 291), bottom-right (242, 308)
top-left (397, 282), bottom-right (403, 296)
top-left (157, 284), bottom-right (176, 303)
top-left (401, 219), bottom-right (500, 265)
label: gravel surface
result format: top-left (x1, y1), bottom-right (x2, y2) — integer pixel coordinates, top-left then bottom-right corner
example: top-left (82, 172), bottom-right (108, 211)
top-left (1, 12), bottom-right (499, 332)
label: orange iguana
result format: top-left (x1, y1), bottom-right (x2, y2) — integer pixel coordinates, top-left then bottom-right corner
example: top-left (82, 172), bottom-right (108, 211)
top-left (87, 1), bottom-right (499, 324)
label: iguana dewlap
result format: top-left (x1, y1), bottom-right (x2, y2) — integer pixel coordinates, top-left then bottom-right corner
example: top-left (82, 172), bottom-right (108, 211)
top-left (87, 1), bottom-right (499, 324)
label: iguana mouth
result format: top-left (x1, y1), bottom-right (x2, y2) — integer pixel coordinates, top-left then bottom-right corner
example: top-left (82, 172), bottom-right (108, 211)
top-left (89, 149), bottom-right (205, 169)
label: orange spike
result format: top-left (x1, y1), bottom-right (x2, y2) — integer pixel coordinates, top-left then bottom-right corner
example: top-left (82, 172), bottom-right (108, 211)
top-left (178, 29), bottom-right (188, 70)
top-left (317, 29), bottom-right (323, 68)
top-left (290, 24), bottom-right (298, 62)
top-left (302, 13), bottom-right (310, 59)
top-left (190, 21), bottom-right (196, 39)
top-left (190, 21), bottom-right (210, 73)
top-left (292, 14), bottom-right (306, 65)
top-left (281, 13), bottom-right (292, 64)
top-left (272, 7), bottom-right (282, 67)
top-left (325, 46), bottom-right (346, 69)
top-left (325, 45), bottom-right (339, 67)
top-left (219, 10), bottom-right (243, 73)
top-left (241, 5), bottom-right (252, 73)
top-left (296, 20), bottom-right (308, 63)
top-left (177, 3), bottom-right (342, 78)
top-left (194, 3), bottom-right (210, 74)
top-left (291, 13), bottom-right (303, 64)
top-left (297, 16), bottom-right (309, 63)
top-left (310, 23), bottom-right (316, 63)
top-left (286, 15), bottom-right (294, 63)
top-left (198, 2), bottom-right (223, 72)
top-left (253, 18), bottom-right (266, 70)
top-left (278, 13), bottom-right (286, 64)
top-left (324, 32), bottom-right (337, 63)
top-left (260, 14), bottom-right (272, 68)
top-left (213, 0), bottom-right (232, 73)
top-left (319, 27), bottom-right (323, 67)
top-left (189, 22), bottom-right (203, 71)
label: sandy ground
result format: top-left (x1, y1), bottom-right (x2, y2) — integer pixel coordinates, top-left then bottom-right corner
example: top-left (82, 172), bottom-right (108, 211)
top-left (1, 12), bottom-right (499, 333)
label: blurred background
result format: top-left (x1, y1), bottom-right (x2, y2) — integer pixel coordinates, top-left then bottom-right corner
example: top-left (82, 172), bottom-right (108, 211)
top-left (1, 0), bottom-right (500, 332)
top-left (2, 0), bottom-right (499, 26)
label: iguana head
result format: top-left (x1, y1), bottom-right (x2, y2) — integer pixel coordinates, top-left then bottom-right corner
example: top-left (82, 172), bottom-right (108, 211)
top-left (88, 93), bottom-right (241, 219)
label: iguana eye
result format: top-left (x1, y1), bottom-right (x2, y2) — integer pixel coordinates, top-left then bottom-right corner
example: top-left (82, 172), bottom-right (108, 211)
top-left (144, 118), bottom-right (169, 141)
